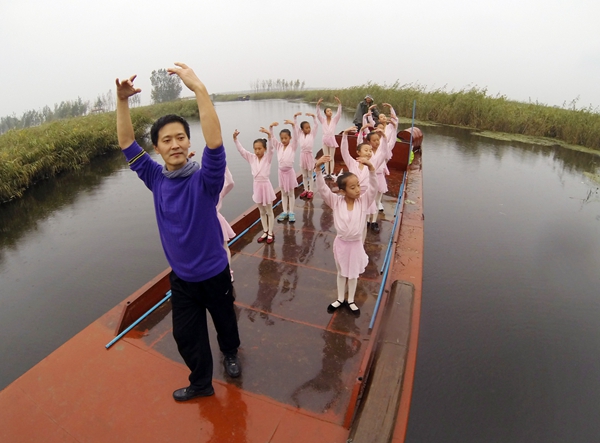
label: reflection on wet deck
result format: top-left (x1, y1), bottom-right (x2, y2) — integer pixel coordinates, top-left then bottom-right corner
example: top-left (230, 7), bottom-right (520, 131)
top-left (129, 167), bottom-right (405, 426)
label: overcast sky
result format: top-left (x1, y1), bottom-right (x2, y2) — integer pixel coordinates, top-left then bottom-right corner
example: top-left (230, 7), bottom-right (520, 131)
top-left (1, 0), bottom-right (599, 117)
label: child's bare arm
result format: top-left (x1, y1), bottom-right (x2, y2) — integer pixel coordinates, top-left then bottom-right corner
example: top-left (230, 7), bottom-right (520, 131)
top-left (356, 157), bottom-right (375, 172)
top-left (315, 155), bottom-right (331, 170)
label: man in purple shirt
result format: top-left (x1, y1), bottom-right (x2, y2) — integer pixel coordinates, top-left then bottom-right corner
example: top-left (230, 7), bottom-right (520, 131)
top-left (116, 63), bottom-right (241, 401)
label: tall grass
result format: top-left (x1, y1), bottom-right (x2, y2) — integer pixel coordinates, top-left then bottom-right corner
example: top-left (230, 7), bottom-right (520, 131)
top-left (214, 86), bottom-right (600, 151)
top-left (0, 111), bottom-right (152, 203)
top-left (3, 86), bottom-right (599, 203)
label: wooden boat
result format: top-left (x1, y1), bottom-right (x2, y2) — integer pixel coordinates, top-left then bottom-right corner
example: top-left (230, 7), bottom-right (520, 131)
top-left (0, 128), bottom-right (424, 443)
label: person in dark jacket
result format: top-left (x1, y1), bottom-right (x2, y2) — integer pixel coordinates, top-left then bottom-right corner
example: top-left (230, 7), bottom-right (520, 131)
top-left (353, 95), bottom-right (380, 130)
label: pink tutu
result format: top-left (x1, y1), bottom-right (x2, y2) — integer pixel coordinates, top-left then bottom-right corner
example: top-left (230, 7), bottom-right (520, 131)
top-left (278, 167), bottom-right (297, 193)
top-left (376, 171), bottom-right (388, 193)
top-left (322, 135), bottom-right (339, 148)
top-left (367, 200), bottom-right (378, 215)
top-left (300, 150), bottom-right (315, 171)
top-left (333, 237), bottom-right (368, 279)
top-left (217, 212), bottom-right (235, 241)
top-left (253, 180), bottom-right (276, 205)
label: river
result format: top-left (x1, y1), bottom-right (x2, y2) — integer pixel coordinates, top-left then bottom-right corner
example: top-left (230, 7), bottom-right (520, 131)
top-left (1, 100), bottom-right (599, 442)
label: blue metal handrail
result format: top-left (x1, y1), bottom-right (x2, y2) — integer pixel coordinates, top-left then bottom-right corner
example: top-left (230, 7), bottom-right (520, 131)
top-left (105, 187), bottom-right (291, 349)
top-left (369, 100), bottom-right (416, 330)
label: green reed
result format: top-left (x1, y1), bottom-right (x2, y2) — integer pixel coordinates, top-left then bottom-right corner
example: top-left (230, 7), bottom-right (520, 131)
top-left (214, 86), bottom-right (600, 151)
top-left (0, 111), bottom-right (152, 203)
top-left (3, 88), bottom-right (598, 204)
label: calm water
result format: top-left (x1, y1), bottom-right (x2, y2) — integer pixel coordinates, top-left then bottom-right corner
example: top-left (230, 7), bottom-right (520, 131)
top-left (406, 126), bottom-right (600, 442)
top-left (1, 101), bottom-right (599, 441)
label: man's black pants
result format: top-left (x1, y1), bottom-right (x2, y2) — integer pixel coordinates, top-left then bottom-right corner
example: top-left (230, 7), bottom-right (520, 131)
top-left (169, 265), bottom-right (240, 389)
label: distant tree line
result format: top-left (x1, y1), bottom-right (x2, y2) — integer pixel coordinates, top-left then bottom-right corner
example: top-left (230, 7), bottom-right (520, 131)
top-left (0, 68), bottom-right (178, 135)
top-left (250, 79), bottom-right (306, 92)
top-left (0, 89), bottom-right (142, 135)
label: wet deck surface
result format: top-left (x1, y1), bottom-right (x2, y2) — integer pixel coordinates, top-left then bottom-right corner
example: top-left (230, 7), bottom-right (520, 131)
top-left (0, 164), bottom-right (410, 443)
top-left (133, 167), bottom-right (405, 422)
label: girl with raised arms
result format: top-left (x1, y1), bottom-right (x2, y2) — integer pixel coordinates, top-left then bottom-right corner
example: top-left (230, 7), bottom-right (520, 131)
top-left (293, 111), bottom-right (319, 199)
top-left (340, 126), bottom-right (389, 241)
top-left (268, 121), bottom-right (298, 223)
top-left (316, 96), bottom-right (342, 179)
top-left (314, 154), bottom-right (377, 315)
top-left (233, 129), bottom-right (276, 244)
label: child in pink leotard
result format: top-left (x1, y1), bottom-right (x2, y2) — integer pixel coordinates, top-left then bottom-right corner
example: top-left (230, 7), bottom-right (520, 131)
top-left (372, 103), bottom-right (398, 214)
top-left (316, 96), bottom-right (342, 178)
top-left (340, 127), bottom-right (389, 241)
top-left (217, 166), bottom-right (236, 280)
top-left (314, 154), bottom-right (377, 315)
top-left (364, 130), bottom-right (391, 232)
top-left (233, 129), bottom-right (276, 244)
top-left (293, 111), bottom-right (318, 199)
top-left (267, 121), bottom-right (298, 223)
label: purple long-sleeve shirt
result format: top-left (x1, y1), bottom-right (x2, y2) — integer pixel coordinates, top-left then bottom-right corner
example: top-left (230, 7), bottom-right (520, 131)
top-left (123, 141), bottom-right (227, 282)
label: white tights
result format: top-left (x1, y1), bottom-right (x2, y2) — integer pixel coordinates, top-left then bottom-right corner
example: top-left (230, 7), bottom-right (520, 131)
top-left (322, 145), bottom-right (336, 175)
top-left (335, 261), bottom-right (358, 304)
top-left (301, 169), bottom-right (313, 192)
top-left (376, 191), bottom-right (383, 209)
top-left (258, 204), bottom-right (274, 235)
top-left (281, 191), bottom-right (295, 215)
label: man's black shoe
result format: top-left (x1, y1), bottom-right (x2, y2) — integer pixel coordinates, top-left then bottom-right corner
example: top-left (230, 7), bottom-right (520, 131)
top-left (224, 354), bottom-right (241, 378)
top-left (173, 385), bottom-right (214, 402)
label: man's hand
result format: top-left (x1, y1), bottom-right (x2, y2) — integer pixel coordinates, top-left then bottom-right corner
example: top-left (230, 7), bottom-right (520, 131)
top-left (167, 62), bottom-right (203, 92)
top-left (115, 75), bottom-right (141, 101)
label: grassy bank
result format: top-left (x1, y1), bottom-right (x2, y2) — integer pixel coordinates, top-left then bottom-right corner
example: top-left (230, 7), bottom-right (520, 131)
top-left (3, 85), bottom-right (599, 203)
top-left (214, 86), bottom-right (600, 151)
top-left (0, 111), bottom-right (152, 203)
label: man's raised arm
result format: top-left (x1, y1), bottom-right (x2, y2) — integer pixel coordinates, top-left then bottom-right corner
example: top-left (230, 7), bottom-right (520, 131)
top-left (168, 63), bottom-right (222, 149)
top-left (115, 75), bottom-right (142, 149)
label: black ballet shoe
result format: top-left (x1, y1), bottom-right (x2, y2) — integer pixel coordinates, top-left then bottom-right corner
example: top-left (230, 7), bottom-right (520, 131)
top-left (347, 302), bottom-right (361, 317)
top-left (327, 300), bottom-right (343, 314)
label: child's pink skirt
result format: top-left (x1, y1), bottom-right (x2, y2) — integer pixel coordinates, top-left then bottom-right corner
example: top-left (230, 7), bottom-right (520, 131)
top-left (217, 212), bottom-right (235, 242)
top-left (367, 200), bottom-right (378, 216)
top-left (300, 150), bottom-right (315, 171)
top-left (278, 167), bottom-right (297, 193)
top-left (322, 135), bottom-right (339, 148)
top-left (376, 171), bottom-right (388, 193)
top-left (333, 237), bottom-right (368, 279)
top-left (253, 179), bottom-right (276, 205)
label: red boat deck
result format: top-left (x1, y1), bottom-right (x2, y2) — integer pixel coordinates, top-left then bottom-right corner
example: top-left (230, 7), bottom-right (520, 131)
top-left (0, 155), bottom-right (424, 443)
